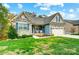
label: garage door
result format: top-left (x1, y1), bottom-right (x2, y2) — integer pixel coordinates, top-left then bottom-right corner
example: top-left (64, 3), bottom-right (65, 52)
top-left (52, 27), bottom-right (64, 36)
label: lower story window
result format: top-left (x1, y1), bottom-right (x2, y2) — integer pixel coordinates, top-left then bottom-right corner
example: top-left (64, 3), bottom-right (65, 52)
top-left (17, 23), bottom-right (29, 30)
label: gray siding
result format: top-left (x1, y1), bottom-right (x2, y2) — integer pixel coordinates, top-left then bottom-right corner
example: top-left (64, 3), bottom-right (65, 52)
top-left (16, 22), bottom-right (32, 36)
top-left (44, 25), bottom-right (50, 35)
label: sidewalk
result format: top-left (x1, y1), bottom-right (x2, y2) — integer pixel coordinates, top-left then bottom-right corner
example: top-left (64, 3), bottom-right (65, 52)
top-left (61, 35), bottom-right (79, 39)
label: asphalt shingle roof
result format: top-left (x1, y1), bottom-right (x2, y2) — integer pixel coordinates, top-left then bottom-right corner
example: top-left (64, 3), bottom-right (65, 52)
top-left (64, 20), bottom-right (79, 25)
top-left (12, 11), bottom-right (79, 25)
top-left (13, 11), bottom-right (64, 25)
top-left (23, 12), bottom-right (60, 25)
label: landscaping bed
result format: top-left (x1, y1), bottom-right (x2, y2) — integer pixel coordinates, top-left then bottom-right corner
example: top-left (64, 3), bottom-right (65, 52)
top-left (33, 33), bottom-right (51, 39)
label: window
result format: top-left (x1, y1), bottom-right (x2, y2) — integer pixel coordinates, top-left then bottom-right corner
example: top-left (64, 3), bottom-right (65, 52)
top-left (18, 23), bottom-right (29, 30)
top-left (21, 15), bottom-right (25, 19)
top-left (23, 24), bottom-right (29, 30)
top-left (56, 15), bottom-right (60, 23)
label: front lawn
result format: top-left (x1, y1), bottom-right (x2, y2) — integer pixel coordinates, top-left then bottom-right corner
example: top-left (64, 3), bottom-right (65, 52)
top-left (0, 36), bottom-right (79, 55)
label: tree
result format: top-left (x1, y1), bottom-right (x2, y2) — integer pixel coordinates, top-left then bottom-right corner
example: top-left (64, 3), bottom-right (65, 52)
top-left (8, 25), bottom-right (18, 39)
top-left (0, 4), bottom-right (9, 40)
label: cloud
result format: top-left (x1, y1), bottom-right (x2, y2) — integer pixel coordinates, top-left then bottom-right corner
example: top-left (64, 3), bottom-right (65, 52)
top-left (48, 11), bottom-right (77, 20)
top-left (69, 9), bottom-right (74, 13)
top-left (62, 9), bottom-right (65, 11)
top-left (34, 3), bottom-right (78, 20)
top-left (34, 3), bottom-right (64, 11)
top-left (34, 3), bottom-right (42, 7)
top-left (67, 13), bottom-right (76, 19)
top-left (17, 4), bottom-right (23, 9)
top-left (61, 3), bottom-right (64, 7)
top-left (60, 12), bottom-right (76, 19)
top-left (63, 12), bottom-right (76, 19)
top-left (47, 10), bottom-right (66, 17)
top-left (34, 3), bottom-right (52, 11)
top-left (40, 7), bottom-right (50, 11)
top-left (59, 11), bottom-right (66, 17)
top-left (76, 8), bottom-right (79, 12)
top-left (10, 11), bottom-right (17, 14)
top-left (3, 3), bottom-right (10, 8)
top-left (48, 11), bottom-right (56, 16)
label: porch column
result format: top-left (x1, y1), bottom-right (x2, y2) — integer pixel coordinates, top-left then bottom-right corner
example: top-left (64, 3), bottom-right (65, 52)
top-left (42, 26), bottom-right (44, 33)
top-left (16, 22), bottom-right (18, 31)
top-left (32, 25), bottom-right (35, 34)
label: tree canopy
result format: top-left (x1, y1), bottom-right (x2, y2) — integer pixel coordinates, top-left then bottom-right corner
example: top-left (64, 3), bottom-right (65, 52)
top-left (0, 3), bottom-right (9, 40)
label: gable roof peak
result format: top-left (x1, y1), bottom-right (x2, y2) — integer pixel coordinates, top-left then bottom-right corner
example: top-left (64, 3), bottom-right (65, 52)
top-left (55, 12), bottom-right (61, 15)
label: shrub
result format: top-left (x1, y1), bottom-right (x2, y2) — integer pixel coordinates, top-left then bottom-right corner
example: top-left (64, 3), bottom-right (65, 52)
top-left (19, 35), bottom-right (32, 38)
top-left (72, 33), bottom-right (79, 35)
top-left (51, 34), bottom-right (54, 36)
top-left (71, 33), bottom-right (79, 35)
top-left (8, 25), bottom-right (18, 39)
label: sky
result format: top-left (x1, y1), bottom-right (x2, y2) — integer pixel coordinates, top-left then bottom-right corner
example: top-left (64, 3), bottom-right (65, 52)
top-left (2, 3), bottom-right (79, 20)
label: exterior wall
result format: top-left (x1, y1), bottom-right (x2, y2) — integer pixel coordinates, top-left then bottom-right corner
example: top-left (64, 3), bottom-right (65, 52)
top-left (64, 22), bottom-right (74, 34)
top-left (12, 13), bottom-right (33, 36)
top-left (44, 25), bottom-right (50, 35)
top-left (74, 26), bottom-right (79, 33)
top-left (50, 24), bottom-right (64, 35)
top-left (49, 14), bottom-right (65, 35)
top-left (49, 25), bottom-right (52, 35)
top-left (52, 16), bottom-right (57, 22)
top-left (51, 14), bottom-right (64, 23)
top-left (64, 22), bottom-right (79, 34)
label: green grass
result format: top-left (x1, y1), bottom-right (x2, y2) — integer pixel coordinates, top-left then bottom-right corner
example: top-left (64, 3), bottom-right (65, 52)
top-left (0, 36), bottom-right (79, 55)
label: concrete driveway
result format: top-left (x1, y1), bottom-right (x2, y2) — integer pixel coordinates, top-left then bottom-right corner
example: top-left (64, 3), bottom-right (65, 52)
top-left (61, 34), bottom-right (79, 39)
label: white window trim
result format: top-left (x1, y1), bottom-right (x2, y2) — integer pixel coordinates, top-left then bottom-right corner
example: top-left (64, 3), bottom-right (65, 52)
top-left (16, 22), bottom-right (29, 30)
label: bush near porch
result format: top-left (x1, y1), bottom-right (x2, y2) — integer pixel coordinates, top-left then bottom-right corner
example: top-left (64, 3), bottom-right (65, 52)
top-left (0, 36), bottom-right (79, 55)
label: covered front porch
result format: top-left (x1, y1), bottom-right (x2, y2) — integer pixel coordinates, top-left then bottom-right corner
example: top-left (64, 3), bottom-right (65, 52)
top-left (32, 25), bottom-right (51, 38)
top-left (32, 25), bottom-right (45, 34)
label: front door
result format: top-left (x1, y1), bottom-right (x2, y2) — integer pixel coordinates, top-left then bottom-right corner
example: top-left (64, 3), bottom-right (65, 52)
top-left (35, 26), bottom-right (40, 33)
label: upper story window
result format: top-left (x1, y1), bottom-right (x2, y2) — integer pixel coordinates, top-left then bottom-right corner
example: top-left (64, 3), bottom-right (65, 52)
top-left (56, 15), bottom-right (60, 23)
top-left (21, 15), bottom-right (28, 22)
top-left (21, 15), bottom-right (26, 19)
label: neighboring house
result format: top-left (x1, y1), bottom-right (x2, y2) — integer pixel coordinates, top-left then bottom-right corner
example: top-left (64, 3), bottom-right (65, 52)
top-left (11, 12), bottom-right (65, 36)
top-left (64, 20), bottom-right (79, 34)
